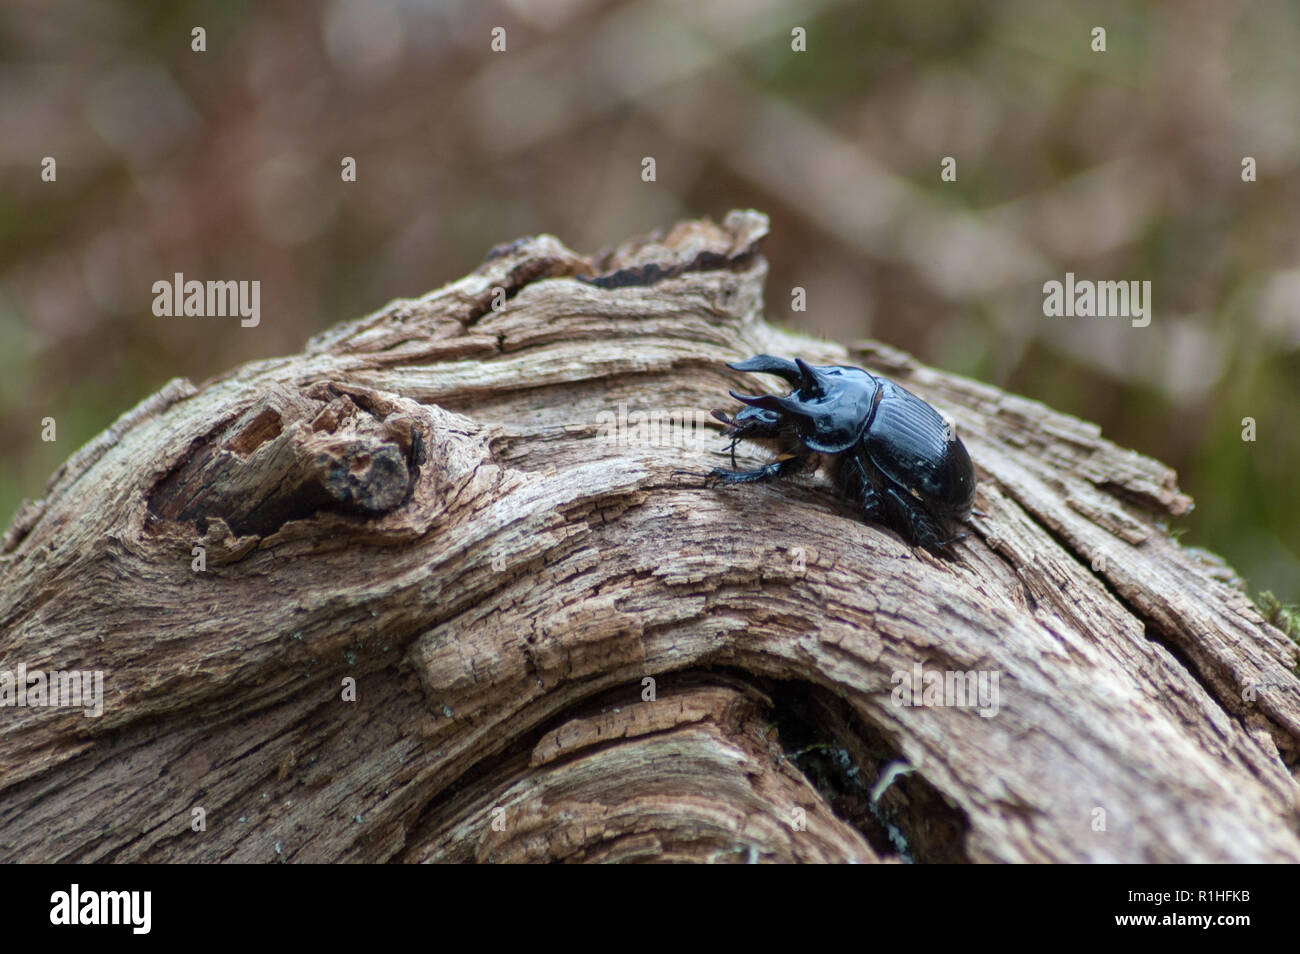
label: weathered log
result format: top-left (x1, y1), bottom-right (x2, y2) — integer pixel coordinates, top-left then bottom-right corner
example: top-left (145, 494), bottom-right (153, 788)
top-left (1, 210), bottom-right (1297, 862)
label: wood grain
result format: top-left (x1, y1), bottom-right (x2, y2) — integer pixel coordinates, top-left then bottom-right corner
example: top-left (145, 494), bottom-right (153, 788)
top-left (1, 211), bottom-right (1297, 862)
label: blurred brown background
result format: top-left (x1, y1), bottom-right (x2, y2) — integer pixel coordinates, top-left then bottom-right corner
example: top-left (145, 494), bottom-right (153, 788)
top-left (2, 0), bottom-right (1298, 604)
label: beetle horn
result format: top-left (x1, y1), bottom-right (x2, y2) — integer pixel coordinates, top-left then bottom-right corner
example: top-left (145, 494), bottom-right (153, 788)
top-left (728, 390), bottom-right (813, 420)
top-left (726, 354), bottom-right (802, 384)
top-left (794, 357), bottom-right (830, 397)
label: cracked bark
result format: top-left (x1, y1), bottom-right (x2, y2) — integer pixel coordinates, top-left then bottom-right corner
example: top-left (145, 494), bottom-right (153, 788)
top-left (1, 210), bottom-right (1298, 863)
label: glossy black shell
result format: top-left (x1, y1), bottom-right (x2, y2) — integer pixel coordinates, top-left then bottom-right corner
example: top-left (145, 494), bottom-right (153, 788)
top-left (865, 377), bottom-right (975, 518)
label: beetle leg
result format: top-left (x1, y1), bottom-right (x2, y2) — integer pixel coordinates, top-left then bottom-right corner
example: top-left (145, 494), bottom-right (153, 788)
top-left (847, 456), bottom-right (885, 523)
top-left (708, 454), bottom-right (805, 486)
top-left (881, 486), bottom-right (949, 551)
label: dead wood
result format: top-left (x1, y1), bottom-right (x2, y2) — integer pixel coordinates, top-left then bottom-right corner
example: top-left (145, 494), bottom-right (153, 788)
top-left (1, 210), bottom-right (1297, 863)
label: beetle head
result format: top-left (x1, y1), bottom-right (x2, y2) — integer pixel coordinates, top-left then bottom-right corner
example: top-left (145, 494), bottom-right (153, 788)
top-left (711, 404), bottom-right (782, 439)
top-left (728, 356), bottom-right (880, 453)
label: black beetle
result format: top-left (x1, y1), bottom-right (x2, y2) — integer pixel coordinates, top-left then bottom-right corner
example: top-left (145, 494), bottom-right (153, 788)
top-left (703, 355), bottom-right (976, 551)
